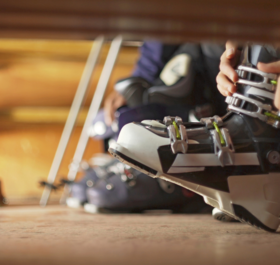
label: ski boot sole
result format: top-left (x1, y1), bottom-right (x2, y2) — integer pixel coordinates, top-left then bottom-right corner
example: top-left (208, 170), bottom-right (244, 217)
top-left (66, 197), bottom-right (84, 209)
top-left (109, 146), bottom-right (280, 233)
top-left (212, 208), bottom-right (238, 222)
top-left (84, 203), bottom-right (182, 214)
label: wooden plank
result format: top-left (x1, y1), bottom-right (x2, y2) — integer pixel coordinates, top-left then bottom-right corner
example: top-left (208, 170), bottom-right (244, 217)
top-left (0, 40), bottom-right (139, 108)
top-left (0, 124), bottom-right (103, 202)
top-left (0, 0), bottom-right (279, 43)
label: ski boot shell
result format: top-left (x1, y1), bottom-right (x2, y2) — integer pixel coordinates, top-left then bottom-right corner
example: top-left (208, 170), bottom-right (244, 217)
top-left (109, 44), bottom-right (280, 232)
top-left (66, 168), bottom-right (101, 208)
top-left (66, 154), bottom-right (116, 208)
top-left (85, 168), bottom-right (209, 214)
top-left (67, 155), bottom-right (209, 214)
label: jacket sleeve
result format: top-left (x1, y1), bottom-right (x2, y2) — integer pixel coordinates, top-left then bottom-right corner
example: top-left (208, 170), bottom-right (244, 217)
top-left (132, 41), bottom-right (179, 83)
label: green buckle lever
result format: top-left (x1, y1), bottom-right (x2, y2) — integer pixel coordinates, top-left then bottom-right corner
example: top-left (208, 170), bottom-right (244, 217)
top-left (212, 122), bottom-right (225, 146)
top-left (172, 121), bottom-right (181, 139)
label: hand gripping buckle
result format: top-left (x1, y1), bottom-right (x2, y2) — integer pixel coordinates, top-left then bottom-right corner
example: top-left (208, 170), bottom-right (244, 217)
top-left (236, 65), bottom-right (278, 92)
top-left (163, 116), bottom-right (188, 154)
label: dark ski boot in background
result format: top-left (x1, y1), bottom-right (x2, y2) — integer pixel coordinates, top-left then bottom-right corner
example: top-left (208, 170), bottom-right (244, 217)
top-left (66, 155), bottom-right (210, 214)
top-left (84, 161), bottom-right (210, 214)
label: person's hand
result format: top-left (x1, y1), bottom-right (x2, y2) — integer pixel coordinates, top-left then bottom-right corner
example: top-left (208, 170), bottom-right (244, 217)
top-left (216, 41), bottom-right (241, 97)
top-left (104, 91), bottom-right (126, 126)
top-left (257, 61), bottom-right (280, 110)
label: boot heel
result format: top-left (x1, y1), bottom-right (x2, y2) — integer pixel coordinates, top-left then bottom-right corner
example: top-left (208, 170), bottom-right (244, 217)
top-left (228, 173), bottom-right (280, 232)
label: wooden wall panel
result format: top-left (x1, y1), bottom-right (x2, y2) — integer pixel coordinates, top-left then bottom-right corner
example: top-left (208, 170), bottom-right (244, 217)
top-left (0, 40), bottom-right (138, 203)
top-left (0, 124), bottom-right (103, 204)
top-left (0, 0), bottom-right (279, 43)
top-left (0, 40), bottom-right (139, 108)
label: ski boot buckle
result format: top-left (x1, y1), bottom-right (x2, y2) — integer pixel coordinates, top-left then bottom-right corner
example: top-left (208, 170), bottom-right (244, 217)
top-left (163, 116), bottom-right (188, 154)
top-left (236, 65), bottom-right (278, 92)
top-left (200, 115), bottom-right (223, 129)
top-left (200, 116), bottom-right (235, 166)
top-left (226, 93), bottom-right (275, 122)
top-left (211, 127), bottom-right (235, 166)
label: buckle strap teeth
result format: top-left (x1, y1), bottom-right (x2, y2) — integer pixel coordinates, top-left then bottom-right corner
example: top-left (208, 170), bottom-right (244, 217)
top-left (163, 116), bottom-right (183, 126)
top-left (200, 115), bottom-right (223, 129)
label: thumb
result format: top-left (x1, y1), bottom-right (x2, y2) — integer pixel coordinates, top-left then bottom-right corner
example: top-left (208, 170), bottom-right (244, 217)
top-left (257, 61), bottom-right (280, 73)
top-left (225, 40), bottom-right (239, 59)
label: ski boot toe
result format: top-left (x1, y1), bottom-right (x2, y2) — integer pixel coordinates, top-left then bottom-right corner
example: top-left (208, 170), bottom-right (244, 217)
top-left (85, 175), bottom-right (129, 212)
top-left (212, 208), bottom-right (238, 222)
top-left (66, 168), bottom-right (99, 208)
top-left (84, 163), bottom-right (210, 214)
top-left (109, 122), bottom-right (169, 177)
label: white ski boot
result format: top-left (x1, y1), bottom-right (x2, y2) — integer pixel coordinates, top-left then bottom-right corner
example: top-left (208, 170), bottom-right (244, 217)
top-left (109, 44), bottom-right (280, 232)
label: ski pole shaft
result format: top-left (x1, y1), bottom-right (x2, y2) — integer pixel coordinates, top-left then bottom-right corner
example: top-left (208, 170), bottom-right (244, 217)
top-left (40, 36), bottom-right (104, 207)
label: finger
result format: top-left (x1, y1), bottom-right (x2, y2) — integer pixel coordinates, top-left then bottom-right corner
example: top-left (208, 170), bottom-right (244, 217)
top-left (109, 107), bottom-right (115, 125)
top-left (216, 72), bottom-right (237, 93)
top-left (225, 40), bottom-right (239, 59)
top-left (114, 94), bottom-right (126, 109)
top-left (217, 84), bottom-right (231, 97)
top-left (217, 84), bottom-right (228, 97)
top-left (219, 59), bottom-right (239, 83)
top-left (109, 93), bottom-right (126, 122)
top-left (274, 77), bottom-right (280, 110)
top-left (257, 61), bottom-right (280, 73)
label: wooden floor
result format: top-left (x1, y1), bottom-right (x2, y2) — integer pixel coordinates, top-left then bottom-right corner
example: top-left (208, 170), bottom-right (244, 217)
top-left (0, 206), bottom-right (280, 265)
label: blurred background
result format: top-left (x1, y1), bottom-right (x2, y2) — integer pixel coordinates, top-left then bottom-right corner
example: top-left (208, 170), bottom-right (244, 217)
top-left (0, 40), bottom-right (139, 204)
top-left (0, 0), bottom-right (279, 205)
